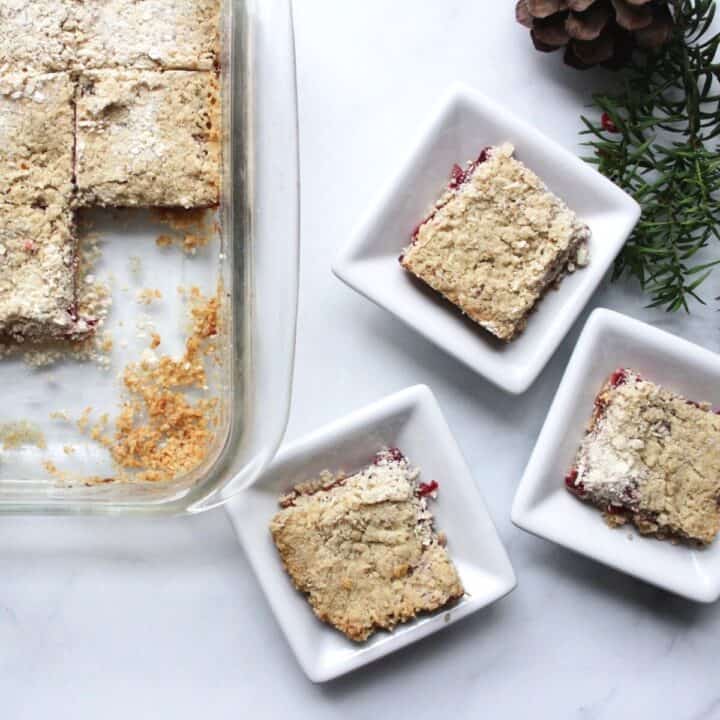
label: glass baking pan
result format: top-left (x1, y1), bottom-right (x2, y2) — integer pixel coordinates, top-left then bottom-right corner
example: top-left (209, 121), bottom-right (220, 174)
top-left (0, 0), bottom-right (299, 515)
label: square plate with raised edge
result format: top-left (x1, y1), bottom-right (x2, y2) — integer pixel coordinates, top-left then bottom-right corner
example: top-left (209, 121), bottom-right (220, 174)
top-left (332, 83), bottom-right (640, 394)
top-left (512, 308), bottom-right (720, 602)
top-left (226, 385), bottom-right (516, 681)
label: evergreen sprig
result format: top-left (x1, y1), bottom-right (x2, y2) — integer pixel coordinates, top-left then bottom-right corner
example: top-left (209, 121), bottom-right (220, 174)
top-left (581, 0), bottom-right (720, 311)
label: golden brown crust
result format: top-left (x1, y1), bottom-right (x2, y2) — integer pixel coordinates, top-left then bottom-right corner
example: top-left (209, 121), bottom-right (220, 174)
top-left (401, 144), bottom-right (589, 342)
top-left (270, 452), bottom-right (464, 642)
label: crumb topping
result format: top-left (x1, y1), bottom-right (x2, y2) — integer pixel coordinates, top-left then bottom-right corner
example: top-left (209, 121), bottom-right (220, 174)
top-left (270, 449), bottom-right (464, 642)
top-left (75, 70), bottom-right (220, 209)
top-left (569, 370), bottom-right (720, 544)
top-left (0, 2), bottom-right (75, 73)
top-left (73, 0), bottom-right (219, 71)
top-left (400, 143), bottom-right (590, 341)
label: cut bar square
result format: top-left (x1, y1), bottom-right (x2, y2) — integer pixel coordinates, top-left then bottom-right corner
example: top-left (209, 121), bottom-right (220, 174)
top-left (566, 369), bottom-right (720, 545)
top-left (0, 197), bottom-right (87, 341)
top-left (74, 0), bottom-right (220, 71)
top-left (75, 70), bottom-right (221, 208)
top-left (0, 2), bottom-right (75, 73)
top-left (270, 449), bottom-right (464, 643)
top-left (0, 72), bottom-right (75, 207)
top-left (400, 143), bottom-right (590, 342)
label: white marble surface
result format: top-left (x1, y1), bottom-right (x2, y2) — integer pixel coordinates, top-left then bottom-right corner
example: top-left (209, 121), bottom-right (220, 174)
top-left (3, 2), bottom-right (720, 717)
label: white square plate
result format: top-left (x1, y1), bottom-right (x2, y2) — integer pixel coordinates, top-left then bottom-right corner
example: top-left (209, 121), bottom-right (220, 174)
top-left (512, 308), bottom-right (720, 602)
top-left (332, 83), bottom-right (640, 394)
top-left (227, 385), bottom-right (516, 681)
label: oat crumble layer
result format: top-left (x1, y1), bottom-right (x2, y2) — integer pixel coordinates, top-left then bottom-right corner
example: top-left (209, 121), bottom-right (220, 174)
top-left (0, 198), bottom-right (88, 340)
top-left (75, 69), bottom-right (221, 208)
top-left (0, 0), bottom-right (219, 74)
top-left (567, 370), bottom-right (720, 545)
top-left (74, 0), bottom-right (220, 71)
top-left (0, 1), bottom-right (75, 73)
top-left (400, 143), bottom-right (590, 342)
top-left (270, 450), bottom-right (464, 643)
top-left (0, 72), bottom-right (75, 206)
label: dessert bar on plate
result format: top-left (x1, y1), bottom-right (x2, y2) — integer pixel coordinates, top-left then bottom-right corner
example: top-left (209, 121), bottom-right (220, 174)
top-left (566, 368), bottom-right (720, 545)
top-left (270, 448), bottom-right (464, 642)
top-left (75, 70), bottom-right (220, 208)
top-left (400, 143), bottom-right (590, 342)
top-left (334, 84), bottom-right (639, 392)
top-left (512, 309), bottom-right (720, 602)
top-left (228, 385), bottom-right (516, 681)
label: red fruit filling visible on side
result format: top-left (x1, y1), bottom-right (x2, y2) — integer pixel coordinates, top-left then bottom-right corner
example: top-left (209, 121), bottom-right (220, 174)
top-left (605, 504), bottom-right (626, 515)
top-left (418, 480), bottom-right (439, 497)
top-left (610, 369), bottom-right (628, 388)
top-left (406, 147), bottom-right (493, 244)
top-left (564, 468), bottom-right (585, 496)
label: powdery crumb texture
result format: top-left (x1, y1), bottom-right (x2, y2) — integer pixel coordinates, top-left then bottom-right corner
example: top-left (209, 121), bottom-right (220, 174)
top-left (0, 72), bottom-right (75, 206)
top-left (0, 199), bottom-right (87, 341)
top-left (0, 1), bottom-right (75, 73)
top-left (567, 370), bottom-right (720, 545)
top-left (75, 70), bottom-right (220, 208)
top-left (270, 450), bottom-right (465, 643)
top-left (401, 143), bottom-right (590, 342)
top-left (74, 0), bottom-right (219, 71)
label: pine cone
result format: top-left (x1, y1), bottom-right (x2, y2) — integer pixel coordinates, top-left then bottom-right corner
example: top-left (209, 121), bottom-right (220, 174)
top-left (516, 0), bottom-right (674, 69)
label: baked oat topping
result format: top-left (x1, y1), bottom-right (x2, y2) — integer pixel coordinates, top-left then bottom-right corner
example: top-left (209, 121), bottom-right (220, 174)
top-left (270, 449), bottom-right (465, 642)
top-left (0, 198), bottom-right (92, 341)
top-left (400, 143), bottom-right (590, 342)
top-left (0, 72), bottom-right (75, 206)
top-left (0, 1), bottom-right (75, 73)
top-left (567, 369), bottom-right (720, 545)
top-left (75, 70), bottom-right (221, 208)
top-left (74, 0), bottom-right (219, 71)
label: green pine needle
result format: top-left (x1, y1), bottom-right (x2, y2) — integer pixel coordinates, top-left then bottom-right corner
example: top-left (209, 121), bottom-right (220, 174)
top-left (581, 0), bottom-right (720, 311)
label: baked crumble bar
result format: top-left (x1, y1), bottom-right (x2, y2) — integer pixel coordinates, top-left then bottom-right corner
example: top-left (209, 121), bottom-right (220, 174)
top-left (270, 449), bottom-right (464, 642)
top-left (75, 70), bottom-right (220, 208)
top-left (0, 1), bottom-right (75, 73)
top-left (0, 72), bottom-right (75, 206)
top-left (566, 369), bottom-right (720, 545)
top-left (0, 198), bottom-right (90, 340)
top-left (74, 0), bottom-right (220, 71)
top-left (400, 143), bottom-right (590, 342)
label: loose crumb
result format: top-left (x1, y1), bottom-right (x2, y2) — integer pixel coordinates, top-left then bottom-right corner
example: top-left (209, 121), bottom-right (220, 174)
top-left (136, 288), bottom-right (162, 305)
top-left (153, 208), bottom-right (213, 255)
top-left (0, 420), bottom-right (46, 450)
top-left (47, 288), bottom-right (222, 485)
